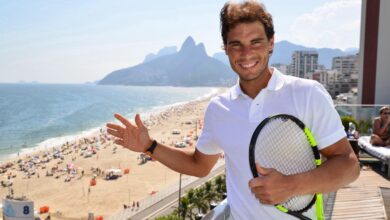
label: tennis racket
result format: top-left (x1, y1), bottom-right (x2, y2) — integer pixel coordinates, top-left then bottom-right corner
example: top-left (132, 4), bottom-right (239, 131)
top-left (249, 114), bottom-right (324, 220)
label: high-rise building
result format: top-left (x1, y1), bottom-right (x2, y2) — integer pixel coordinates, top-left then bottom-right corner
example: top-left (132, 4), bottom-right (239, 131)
top-left (290, 51), bottom-right (318, 78)
top-left (311, 69), bottom-right (332, 86)
top-left (332, 54), bottom-right (359, 79)
top-left (310, 69), bottom-right (346, 98)
top-left (331, 54), bottom-right (359, 95)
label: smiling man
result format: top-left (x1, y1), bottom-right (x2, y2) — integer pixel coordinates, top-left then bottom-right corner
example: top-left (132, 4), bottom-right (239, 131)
top-left (223, 19), bottom-right (274, 99)
top-left (106, 1), bottom-right (359, 219)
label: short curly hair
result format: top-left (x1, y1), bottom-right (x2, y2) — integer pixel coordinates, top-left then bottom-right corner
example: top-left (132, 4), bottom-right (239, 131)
top-left (220, 0), bottom-right (275, 45)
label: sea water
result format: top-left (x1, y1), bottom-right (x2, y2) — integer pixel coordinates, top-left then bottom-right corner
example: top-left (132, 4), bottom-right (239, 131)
top-left (0, 83), bottom-right (218, 161)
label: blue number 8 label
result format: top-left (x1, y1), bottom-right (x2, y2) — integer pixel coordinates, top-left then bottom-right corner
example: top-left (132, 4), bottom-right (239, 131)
top-left (23, 206), bottom-right (30, 215)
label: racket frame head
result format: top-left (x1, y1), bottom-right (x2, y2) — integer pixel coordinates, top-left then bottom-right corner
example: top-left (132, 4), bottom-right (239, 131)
top-left (249, 114), bottom-right (309, 177)
top-left (248, 114), bottom-right (323, 217)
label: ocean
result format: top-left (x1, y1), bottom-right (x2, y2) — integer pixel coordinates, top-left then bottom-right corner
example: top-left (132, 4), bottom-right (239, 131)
top-left (0, 83), bottom-right (218, 161)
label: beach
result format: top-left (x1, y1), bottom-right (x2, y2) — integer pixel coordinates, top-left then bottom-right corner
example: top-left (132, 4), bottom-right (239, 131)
top-left (0, 97), bottom-right (214, 219)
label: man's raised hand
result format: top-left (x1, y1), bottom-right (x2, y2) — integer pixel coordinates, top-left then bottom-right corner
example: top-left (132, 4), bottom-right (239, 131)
top-left (106, 113), bottom-right (152, 152)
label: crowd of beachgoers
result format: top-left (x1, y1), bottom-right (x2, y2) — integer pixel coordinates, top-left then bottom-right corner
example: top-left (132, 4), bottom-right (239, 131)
top-left (0, 99), bottom-right (210, 219)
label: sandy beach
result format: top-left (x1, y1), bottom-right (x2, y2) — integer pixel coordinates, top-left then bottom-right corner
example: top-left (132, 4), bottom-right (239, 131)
top-left (0, 96), bottom-right (215, 219)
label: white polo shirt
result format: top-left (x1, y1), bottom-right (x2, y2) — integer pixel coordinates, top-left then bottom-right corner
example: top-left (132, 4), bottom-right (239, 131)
top-left (196, 68), bottom-right (346, 220)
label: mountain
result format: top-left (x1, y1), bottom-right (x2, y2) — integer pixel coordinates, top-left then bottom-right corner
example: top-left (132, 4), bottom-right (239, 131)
top-left (344, 47), bottom-right (359, 53)
top-left (213, 40), bottom-right (359, 69)
top-left (143, 46), bottom-right (177, 63)
top-left (99, 36), bottom-right (237, 86)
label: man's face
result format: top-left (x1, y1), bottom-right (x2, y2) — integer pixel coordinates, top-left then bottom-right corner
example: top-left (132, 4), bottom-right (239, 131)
top-left (225, 21), bottom-right (274, 82)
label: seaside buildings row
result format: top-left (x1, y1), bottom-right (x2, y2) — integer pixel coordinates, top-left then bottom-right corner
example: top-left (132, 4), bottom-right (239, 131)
top-left (272, 51), bottom-right (359, 101)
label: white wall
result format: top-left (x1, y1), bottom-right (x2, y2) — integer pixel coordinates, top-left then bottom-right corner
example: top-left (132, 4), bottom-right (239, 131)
top-left (357, 0), bottom-right (366, 104)
top-left (375, 0), bottom-right (390, 104)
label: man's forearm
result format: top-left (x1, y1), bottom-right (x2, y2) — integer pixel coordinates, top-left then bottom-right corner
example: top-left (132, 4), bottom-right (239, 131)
top-left (290, 152), bottom-right (359, 196)
top-left (288, 138), bottom-right (360, 196)
top-left (147, 142), bottom-right (219, 177)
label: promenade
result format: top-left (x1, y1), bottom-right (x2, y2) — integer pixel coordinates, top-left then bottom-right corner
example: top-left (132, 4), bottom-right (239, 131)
top-left (109, 159), bottom-right (226, 220)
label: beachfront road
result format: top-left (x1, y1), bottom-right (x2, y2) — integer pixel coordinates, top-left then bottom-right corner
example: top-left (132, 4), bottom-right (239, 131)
top-left (130, 163), bottom-right (226, 220)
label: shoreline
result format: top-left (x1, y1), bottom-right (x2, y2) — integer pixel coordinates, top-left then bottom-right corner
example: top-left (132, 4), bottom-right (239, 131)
top-left (0, 87), bottom-right (223, 164)
top-left (0, 88), bottom-right (226, 219)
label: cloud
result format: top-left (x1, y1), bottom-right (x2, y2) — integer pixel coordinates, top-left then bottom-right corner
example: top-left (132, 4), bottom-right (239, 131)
top-left (290, 0), bottom-right (361, 50)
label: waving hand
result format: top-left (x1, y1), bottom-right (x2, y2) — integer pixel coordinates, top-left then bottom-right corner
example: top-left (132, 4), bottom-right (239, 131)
top-left (106, 113), bottom-right (152, 152)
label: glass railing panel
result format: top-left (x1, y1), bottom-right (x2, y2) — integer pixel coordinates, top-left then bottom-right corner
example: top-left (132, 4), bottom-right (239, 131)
top-left (335, 104), bottom-right (388, 136)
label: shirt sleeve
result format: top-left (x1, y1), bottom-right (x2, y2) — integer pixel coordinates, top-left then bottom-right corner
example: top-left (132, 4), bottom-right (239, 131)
top-left (305, 82), bottom-right (346, 150)
top-left (196, 101), bottom-right (223, 155)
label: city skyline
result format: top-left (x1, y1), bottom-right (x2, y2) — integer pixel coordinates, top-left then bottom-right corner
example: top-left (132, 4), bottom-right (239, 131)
top-left (0, 0), bottom-right (362, 83)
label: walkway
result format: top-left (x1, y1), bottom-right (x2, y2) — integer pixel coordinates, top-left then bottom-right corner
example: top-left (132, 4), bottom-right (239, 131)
top-left (324, 158), bottom-right (390, 219)
top-left (108, 159), bottom-right (225, 220)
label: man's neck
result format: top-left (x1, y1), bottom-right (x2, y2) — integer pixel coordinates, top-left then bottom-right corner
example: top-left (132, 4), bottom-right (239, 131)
top-left (240, 68), bottom-right (273, 99)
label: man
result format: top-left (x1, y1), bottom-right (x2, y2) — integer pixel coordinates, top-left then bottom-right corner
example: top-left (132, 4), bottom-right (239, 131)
top-left (371, 106), bottom-right (390, 146)
top-left (106, 1), bottom-right (359, 219)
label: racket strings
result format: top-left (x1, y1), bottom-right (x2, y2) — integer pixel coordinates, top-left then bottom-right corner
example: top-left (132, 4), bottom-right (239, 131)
top-left (254, 117), bottom-right (316, 211)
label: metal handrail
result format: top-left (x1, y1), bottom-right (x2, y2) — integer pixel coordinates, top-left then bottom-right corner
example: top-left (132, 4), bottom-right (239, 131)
top-left (202, 199), bottom-right (230, 220)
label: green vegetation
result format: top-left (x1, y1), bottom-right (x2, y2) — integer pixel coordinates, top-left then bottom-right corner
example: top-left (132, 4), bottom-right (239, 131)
top-left (155, 214), bottom-right (183, 220)
top-left (340, 115), bottom-right (373, 135)
top-left (156, 174), bottom-right (227, 220)
top-left (357, 119), bottom-right (372, 135)
top-left (340, 115), bottom-right (359, 132)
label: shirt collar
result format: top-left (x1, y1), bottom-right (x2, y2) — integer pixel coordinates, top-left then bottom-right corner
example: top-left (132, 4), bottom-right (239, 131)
top-left (267, 67), bottom-right (284, 91)
top-left (229, 67), bottom-right (285, 100)
top-left (230, 78), bottom-right (244, 100)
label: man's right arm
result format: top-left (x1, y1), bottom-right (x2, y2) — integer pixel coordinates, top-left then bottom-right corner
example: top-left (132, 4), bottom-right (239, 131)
top-left (148, 142), bottom-right (220, 177)
top-left (106, 113), bottom-right (220, 177)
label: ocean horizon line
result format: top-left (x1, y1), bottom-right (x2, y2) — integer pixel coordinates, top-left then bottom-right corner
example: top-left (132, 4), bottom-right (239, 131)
top-left (0, 82), bottom-right (228, 88)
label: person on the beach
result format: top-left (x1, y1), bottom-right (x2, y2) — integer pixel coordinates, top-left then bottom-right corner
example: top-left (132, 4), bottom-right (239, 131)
top-left (371, 106), bottom-right (390, 146)
top-left (106, 1), bottom-right (359, 219)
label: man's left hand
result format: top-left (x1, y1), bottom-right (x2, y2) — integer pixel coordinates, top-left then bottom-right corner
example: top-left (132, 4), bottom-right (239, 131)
top-left (248, 163), bottom-right (295, 205)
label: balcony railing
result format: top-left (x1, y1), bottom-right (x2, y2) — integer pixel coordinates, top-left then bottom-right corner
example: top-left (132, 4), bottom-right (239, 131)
top-left (202, 199), bottom-right (230, 220)
top-left (335, 104), bottom-right (389, 136)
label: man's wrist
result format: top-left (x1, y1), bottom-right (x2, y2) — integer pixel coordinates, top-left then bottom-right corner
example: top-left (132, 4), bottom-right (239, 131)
top-left (288, 174), bottom-right (304, 196)
top-left (145, 140), bottom-right (158, 154)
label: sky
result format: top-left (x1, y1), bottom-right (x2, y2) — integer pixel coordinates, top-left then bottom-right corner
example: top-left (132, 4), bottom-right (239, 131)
top-left (0, 0), bottom-right (362, 84)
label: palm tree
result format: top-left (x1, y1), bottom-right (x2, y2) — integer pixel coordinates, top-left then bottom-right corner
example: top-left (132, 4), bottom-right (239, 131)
top-left (156, 174), bottom-right (228, 220)
top-left (203, 181), bottom-right (219, 208)
top-left (214, 174), bottom-right (226, 194)
top-left (192, 187), bottom-right (208, 214)
top-left (214, 174), bottom-right (227, 200)
top-left (179, 197), bottom-right (190, 219)
top-left (185, 188), bottom-right (197, 219)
